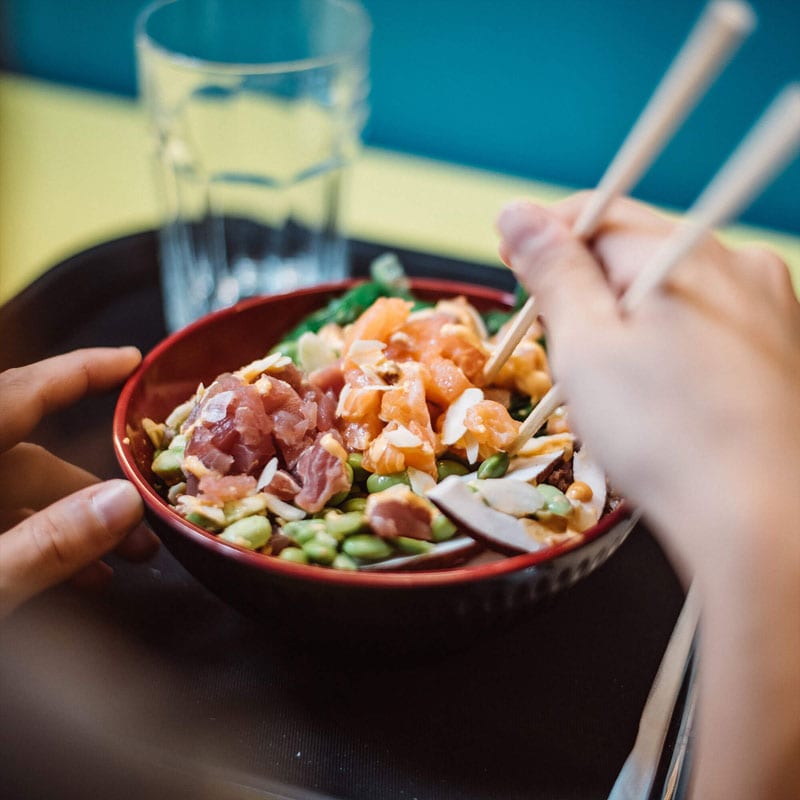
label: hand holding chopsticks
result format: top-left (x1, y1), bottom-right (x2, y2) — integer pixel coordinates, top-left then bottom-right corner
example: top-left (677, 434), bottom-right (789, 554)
top-left (483, 0), bottom-right (756, 385)
top-left (507, 82), bottom-right (800, 454)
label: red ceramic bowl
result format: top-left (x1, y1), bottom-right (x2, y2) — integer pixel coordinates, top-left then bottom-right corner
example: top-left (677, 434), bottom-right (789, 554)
top-left (114, 279), bottom-right (635, 651)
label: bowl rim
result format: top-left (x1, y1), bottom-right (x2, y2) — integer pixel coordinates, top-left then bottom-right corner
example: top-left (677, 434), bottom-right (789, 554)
top-left (113, 278), bottom-right (633, 589)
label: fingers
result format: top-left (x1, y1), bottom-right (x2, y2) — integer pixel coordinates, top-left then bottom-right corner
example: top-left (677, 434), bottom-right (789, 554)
top-left (0, 480), bottom-right (144, 618)
top-left (0, 443), bottom-right (97, 510)
top-left (496, 200), bottom-right (619, 343)
top-left (113, 523), bottom-right (160, 562)
top-left (0, 347), bottom-right (141, 454)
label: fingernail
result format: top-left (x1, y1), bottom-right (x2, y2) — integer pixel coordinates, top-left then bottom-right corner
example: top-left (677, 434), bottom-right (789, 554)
top-left (118, 346), bottom-right (142, 366)
top-left (91, 480), bottom-right (143, 531)
top-left (496, 201), bottom-right (553, 254)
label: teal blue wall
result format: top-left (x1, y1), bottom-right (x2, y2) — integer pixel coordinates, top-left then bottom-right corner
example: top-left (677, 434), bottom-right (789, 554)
top-left (2, 0), bottom-right (798, 233)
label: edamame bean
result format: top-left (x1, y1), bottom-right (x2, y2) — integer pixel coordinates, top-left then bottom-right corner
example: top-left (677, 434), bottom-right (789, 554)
top-left (431, 514), bottom-right (458, 542)
top-left (186, 511), bottom-right (221, 532)
top-left (283, 519), bottom-right (326, 544)
top-left (224, 494), bottom-right (268, 524)
top-left (347, 453), bottom-right (369, 483)
top-left (279, 547), bottom-right (309, 565)
top-left (341, 497), bottom-right (367, 513)
top-left (366, 471), bottom-right (410, 494)
top-left (477, 451), bottom-right (510, 480)
top-left (536, 484), bottom-right (572, 517)
top-left (302, 539), bottom-right (338, 565)
top-left (394, 536), bottom-right (434, 555)
top-left (436, 459), bottom-right (470, 481)
top-left (325, 511), bottom-right (367, 539)
top-left (219, 515), bottom-right (272, 550)
top-left (332, 553), bottom-right (358, 571)
top-left (342, 534), bottom-right (394, 561)
top-left (151, 448), bottom-right (184, 481)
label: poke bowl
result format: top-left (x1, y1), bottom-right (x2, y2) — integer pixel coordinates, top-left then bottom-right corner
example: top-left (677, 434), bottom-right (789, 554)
top-left (113, 261), bottom-right (635, 651)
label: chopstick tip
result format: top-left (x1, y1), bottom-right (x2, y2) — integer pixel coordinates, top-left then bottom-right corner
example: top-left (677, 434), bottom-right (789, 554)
top-left (709, 0), bottom-right (757, 36)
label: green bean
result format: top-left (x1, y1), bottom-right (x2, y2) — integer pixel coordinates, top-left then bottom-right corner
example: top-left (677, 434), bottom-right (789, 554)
top-left (477, 451), bottom-right (510, 480)
top-left (332, 553), bottom-right (358, 571)
top-left (536, 484), bottom-right (572, 517)
top-left (312, 531), bottom-right (340, 550)
top-left (342, 534), bottom-right (394, 561)
top-left (436, 459), bottom-right (470, 481)
top-left (366, 471), bottom-right (410, 494)
top-left (341, 496), bottom-right (367, 513)
top-left (347, 453), bottom-right (369, 483)
top-left (278, 547), bottom-right (309, 565)
top-left (282, 519), bottom-right (327, 545)
top-left (325, 511), bottom-right (367, 539)
top-left (431, 514), bottom-right (458, 542)
top-left (302, 539), bottom-right (338, 565)
top-left (394, 536), bottom-right (434, 555)
top-left (219, 515), bottom-right (272, 550)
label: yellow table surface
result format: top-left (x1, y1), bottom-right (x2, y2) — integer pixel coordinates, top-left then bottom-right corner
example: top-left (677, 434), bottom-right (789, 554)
top-left (2, 72), bottom-right (799, 305)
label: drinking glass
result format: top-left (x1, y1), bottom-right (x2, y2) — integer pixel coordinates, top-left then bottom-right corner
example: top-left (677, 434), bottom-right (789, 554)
top-left (136, 0), bottom-right (371, 331)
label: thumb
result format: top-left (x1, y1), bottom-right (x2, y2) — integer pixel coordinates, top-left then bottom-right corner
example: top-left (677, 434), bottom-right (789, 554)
top-left (496, 200), bottom-right (618, 340)
top-left (0, 479), bottom-right (143, 617)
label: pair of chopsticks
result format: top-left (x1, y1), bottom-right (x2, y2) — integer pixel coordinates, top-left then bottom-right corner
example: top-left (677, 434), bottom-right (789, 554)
top-left (483, 0), bottom-right (800, 454)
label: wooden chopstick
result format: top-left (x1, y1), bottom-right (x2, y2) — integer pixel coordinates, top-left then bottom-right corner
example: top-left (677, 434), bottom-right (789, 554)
top-left (483, 0), bottom-right (756, 384)
top-left (509, 83), bottom-right (800, 454)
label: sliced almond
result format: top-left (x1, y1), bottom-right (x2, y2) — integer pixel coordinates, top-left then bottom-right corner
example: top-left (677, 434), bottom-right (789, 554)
top-left (261, 493), bottom-right (307, 521)
top-left (407, 466), bottom-right (437, 495)
top-left (234, 353), bottom-right (291, 382)
top-left (256, 457), bottom-right (279, 491)
top-left (441, 387), bottom-right (484, 446)
top-left (384, 424), bottom-right (423, 449)
top-left (514, 432), bottom-right (574, 459)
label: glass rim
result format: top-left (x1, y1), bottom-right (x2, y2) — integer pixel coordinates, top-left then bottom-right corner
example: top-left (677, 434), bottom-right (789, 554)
top-left (135, 0), bottom-right (371, 75)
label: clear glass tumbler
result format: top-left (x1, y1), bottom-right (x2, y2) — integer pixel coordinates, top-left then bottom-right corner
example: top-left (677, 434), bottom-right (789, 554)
top-left (136, 0), bottom-right (371, 331)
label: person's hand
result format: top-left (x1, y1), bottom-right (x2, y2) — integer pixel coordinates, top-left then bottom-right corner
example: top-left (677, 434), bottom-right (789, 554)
top-left (0, 347), bottom-right (158, 618)
top-left (496, 193), bottom-right (800, 572)
top-left (497, 194), bottom-right (800, 800)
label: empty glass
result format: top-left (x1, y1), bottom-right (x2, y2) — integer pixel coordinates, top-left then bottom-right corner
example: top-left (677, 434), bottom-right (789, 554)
top-left (136, 0), bottom-right (371, 331)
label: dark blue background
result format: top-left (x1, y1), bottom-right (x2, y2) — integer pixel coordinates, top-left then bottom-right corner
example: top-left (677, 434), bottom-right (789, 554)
top-left (2, 0), bottom-right (797, 232)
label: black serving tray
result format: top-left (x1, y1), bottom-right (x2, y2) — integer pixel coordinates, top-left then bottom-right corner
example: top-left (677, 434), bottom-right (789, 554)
top-left (0, 232), bottom-right (686, 800)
